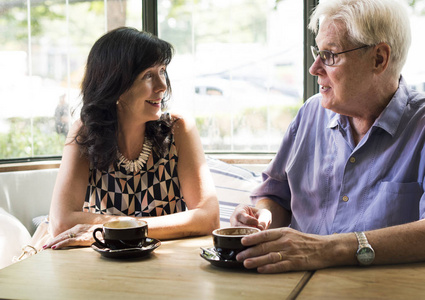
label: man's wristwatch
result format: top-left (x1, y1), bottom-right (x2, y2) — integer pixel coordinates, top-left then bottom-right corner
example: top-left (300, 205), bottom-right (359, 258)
top-left (354, 231), bottom-right (375, 266)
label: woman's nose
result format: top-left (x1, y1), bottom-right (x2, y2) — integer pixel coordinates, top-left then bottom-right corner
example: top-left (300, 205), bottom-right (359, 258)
top-left (154, 74), bottom-right (167, 92)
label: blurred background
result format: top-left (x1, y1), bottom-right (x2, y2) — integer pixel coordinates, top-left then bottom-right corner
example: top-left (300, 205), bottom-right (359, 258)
top-left (0, 0), bottom-right (424, 160)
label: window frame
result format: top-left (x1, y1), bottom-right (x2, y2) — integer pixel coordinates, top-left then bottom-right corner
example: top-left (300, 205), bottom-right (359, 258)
top-left (141, 0), bottom-right (318, 101)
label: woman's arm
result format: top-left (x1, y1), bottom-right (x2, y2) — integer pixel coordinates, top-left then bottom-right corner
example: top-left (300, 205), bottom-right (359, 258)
top-left (49, 120), bottom-right (123, 238)
top-left (160, 113), bottom-right (220, 236)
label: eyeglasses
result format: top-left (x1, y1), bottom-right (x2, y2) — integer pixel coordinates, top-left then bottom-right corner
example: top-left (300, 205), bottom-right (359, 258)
top-left (311, 45), bottom-right (369, 66)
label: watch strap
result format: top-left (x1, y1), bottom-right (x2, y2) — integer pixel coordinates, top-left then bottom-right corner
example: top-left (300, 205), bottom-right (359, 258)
top-left (354, 231), bottom-right (369, 247)
top-left (354, 231), bottom-right (375, 266)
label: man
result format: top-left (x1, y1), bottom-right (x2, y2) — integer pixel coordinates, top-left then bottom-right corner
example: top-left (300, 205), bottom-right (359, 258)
top-left (54, 94), bottom-right (70, 136)
top-left (231, 0), bottom-right (425, 273)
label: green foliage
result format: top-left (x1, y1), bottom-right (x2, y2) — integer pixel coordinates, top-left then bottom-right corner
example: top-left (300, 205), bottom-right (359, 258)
top-left (0, 117), bottom-right (65, 159)
top-left (27, 5), bottom-right (65, 38)
top-left (408, 0), bottom-right (425, 14)
top-left (160, 0), bottom-right (268, 54)
top-left (0, 4), bottom-right (65, 44)
top-left (0, 1), bottom-right (105, 49)
top-left (233, 104), bottom-right (301, 136)
top-left (195, 102), bottom-right (302, 151)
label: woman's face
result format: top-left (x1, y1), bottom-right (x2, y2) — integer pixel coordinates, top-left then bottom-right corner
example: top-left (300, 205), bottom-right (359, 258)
top-left (309, 20), bottom-right (374, 117)
top-left (118, 64), bottom-right (168, 123)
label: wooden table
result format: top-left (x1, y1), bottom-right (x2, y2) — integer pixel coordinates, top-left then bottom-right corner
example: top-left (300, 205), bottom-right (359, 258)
top-left (298, 262), bottom-right (425, 299)
top-left (0, 235), bottom-right (309, 300)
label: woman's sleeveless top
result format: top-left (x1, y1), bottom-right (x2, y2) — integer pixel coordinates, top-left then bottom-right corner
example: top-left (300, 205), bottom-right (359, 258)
top-left (83, 135), bottom-right (186, 216)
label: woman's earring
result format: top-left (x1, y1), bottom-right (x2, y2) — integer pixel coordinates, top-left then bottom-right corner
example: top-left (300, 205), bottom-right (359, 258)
top-left (116, 100), bottom-right (119, 105)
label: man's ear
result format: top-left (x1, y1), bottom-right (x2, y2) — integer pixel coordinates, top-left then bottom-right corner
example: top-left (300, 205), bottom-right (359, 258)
top-left (373, 42), bottom-right (391, 74)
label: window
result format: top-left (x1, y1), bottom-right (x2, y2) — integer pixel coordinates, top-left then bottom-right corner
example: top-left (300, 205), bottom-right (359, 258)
top-left (403, 1), bottom-right (425, 93)
top-left (0, 0), bottom-right (143, 161)
top-left (158, 0), bottom-right (304, 152)
top-left (1, 0), bottom-right (424, 161)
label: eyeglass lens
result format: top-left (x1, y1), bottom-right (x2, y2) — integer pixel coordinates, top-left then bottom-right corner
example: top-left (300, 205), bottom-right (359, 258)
top-left (311, 46), bottom-right (333, 66)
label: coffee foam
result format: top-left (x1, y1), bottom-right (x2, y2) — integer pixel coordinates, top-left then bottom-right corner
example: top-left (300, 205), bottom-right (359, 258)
top-left (104, 220), bottom-right (146, 229)
top-left (213, 227), bottom-right (260, 237)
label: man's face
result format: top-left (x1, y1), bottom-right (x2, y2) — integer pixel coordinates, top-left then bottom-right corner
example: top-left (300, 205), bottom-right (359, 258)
top-left (309, 19), bottom-right (373, 117)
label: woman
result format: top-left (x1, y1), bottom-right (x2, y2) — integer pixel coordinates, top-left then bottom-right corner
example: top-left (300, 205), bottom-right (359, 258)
top-left (45, 27), bottom-right (219, 249)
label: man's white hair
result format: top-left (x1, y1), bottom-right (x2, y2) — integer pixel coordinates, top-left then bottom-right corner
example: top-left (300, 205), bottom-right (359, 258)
top-left (309, 0), bottom-right (411, 77)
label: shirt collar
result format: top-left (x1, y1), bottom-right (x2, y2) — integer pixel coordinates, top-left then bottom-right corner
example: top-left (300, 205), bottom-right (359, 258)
top-left (327, 76), bottom-right (408, 137)
top-left (328, 114), bottom-right (339, 129)
top-left (372, 76), bottom-right (408, 137)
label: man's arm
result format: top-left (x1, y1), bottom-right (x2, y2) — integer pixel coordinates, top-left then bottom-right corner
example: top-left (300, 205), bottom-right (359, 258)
top-left (237, 218), bottom-right (425, 273)
top-left (363, 219), bottom-right (425, 264)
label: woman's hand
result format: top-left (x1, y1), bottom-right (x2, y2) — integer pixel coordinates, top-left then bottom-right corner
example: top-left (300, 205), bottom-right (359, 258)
top-left (230, 204), bottom-right (272, 230)
top-left (44, 224), bottom-right (100, 250)
top-left (235, 227), bottom-right (338, 273)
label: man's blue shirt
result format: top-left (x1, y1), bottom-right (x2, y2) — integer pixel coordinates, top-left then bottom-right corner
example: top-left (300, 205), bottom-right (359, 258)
top-left (252, 77), bottom-right (425, 234)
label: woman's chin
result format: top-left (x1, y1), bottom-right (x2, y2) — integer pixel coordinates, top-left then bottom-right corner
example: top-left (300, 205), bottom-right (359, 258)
top-left (147, 111), bottom-right (163, 122)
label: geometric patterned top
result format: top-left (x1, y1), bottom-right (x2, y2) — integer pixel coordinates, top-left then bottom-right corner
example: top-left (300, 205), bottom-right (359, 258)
top-left (83, 134), bottom-right (186, 217)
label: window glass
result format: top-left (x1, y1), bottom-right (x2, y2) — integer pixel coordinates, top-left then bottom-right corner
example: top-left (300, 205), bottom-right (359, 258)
top-left (403, 1), bottom-right (425, 93)
top-left (0, 0), bottom-right (141, 160)
top-left (158, 0), bottom-right (304, 152)
top-left (2, 0), bottom-right (424, 161)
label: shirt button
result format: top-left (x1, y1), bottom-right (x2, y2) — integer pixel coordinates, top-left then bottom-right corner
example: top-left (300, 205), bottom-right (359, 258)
top-left (342, 195), bottom-right (349, 202)
top-left (349, 157), bottom-right (356, 163)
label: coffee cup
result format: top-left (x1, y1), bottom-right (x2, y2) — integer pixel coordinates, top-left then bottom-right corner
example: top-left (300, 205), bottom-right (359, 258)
top-left (212, 227), bottom-right (261, 261)
top-left (93, 219), bottom-right (148, 250)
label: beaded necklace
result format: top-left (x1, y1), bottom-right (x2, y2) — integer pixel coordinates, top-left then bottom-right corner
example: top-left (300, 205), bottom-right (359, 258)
top-left (116, 139), bottom-right (152, 172)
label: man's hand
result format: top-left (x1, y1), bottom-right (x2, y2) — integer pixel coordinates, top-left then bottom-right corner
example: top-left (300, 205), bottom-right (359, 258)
top-left (236, 227), bottom-right (341, 273)
top-left (230, 204), bottom-right (272, 230)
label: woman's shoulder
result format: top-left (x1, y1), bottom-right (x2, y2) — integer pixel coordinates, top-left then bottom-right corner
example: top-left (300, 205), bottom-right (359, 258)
top-left (65, 119), bottom-right (83, 144)
top-left (168, 112), bottom-right (196, 133)
top-left (166, 112), bottom-right (200, 154)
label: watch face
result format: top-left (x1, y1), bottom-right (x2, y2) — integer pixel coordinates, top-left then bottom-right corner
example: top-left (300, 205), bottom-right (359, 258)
top-left (358, 247), bottom-right (375, 265)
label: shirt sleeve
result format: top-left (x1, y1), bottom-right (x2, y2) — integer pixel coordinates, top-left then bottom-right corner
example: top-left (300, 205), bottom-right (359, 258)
top-left (250, 112), bottom-right (300, 212)
top-left (419, 144), bottom-right (425, 220)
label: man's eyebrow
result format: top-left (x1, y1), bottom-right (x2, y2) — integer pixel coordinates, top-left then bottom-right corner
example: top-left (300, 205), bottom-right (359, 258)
top-left (315, 40), bottom-right (340, 49)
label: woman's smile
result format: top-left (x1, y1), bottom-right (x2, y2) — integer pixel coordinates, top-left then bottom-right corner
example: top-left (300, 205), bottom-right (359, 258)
top-left (146, 99), bottom-right (162, 106)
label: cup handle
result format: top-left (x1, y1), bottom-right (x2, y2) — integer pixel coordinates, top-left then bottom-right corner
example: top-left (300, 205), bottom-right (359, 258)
top-left (93, 228), bottom-right (108, 248)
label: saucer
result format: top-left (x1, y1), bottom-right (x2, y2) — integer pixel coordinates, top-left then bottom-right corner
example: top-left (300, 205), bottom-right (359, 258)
top-left (200, 247), bottom-right (244, 268)
top-left (91, 237), bottom-right (161, 259)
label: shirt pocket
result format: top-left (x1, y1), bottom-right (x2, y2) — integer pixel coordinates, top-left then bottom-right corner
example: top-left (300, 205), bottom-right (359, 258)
top-left (371, 181), bottom-right (423, 226)
top-left (379, 181), bottom-right (422, 195)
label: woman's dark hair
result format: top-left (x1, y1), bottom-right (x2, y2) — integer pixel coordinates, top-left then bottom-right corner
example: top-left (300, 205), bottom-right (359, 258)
top-left (76, 27), bottom-right (174, 171)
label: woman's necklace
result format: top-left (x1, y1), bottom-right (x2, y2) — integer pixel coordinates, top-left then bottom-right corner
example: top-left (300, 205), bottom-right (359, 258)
top-left (117, 139), bottom-right (152, 172)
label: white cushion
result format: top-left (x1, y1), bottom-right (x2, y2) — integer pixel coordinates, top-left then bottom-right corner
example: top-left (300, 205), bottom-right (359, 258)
top-left (207, 157), bottom-right (262, 227)
top-left (0, 169), bottom-right (58, 234)
top-left (0, 208), bottom-right (31, 269)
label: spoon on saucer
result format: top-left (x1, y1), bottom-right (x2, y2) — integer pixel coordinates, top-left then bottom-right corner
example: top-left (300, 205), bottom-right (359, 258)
top-left (200, 247), bottom-right (220, 259)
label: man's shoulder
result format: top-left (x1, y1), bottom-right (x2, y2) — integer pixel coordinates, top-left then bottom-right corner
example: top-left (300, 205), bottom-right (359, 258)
top-left (296, 94), bottom-right (319, 117)
top-left (407, 89), bottom-right (425, 109)
top-left (286, 94), bottom-right (336, 140)
top-left (402, 87), bottom-right (425, 127)
top-left (296, 94), bottom-right (336, 121)
top-left (304, 93), bottom-right (322, 107)
top-left (399, 76), bottom-right (425, 108)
